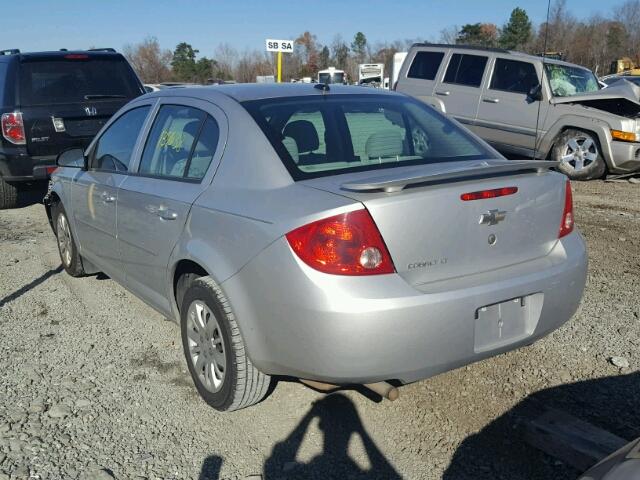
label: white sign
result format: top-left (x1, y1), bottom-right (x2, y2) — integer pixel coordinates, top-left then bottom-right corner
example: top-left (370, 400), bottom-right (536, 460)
top-left (266, 39), bottom-right (294, 53)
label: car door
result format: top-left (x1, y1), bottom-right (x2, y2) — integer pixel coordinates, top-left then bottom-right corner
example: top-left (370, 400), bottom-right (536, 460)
top-left (71, 105), bottom-right (152, 280)
top-left (436, 52), bottom-right (489, 129)
top-left (116, 99), bottom-right (226, 313)
top-left (475, 56), bottom-right (547, 156)
top-left (396, 49), bottom-right (446, 107)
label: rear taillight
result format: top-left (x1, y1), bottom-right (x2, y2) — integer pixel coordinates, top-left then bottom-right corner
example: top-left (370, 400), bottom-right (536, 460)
top-left (559, 180), bottom-right (574, 238)
top-left (1, 112), bottom-right (26, 145)
top-left (286, 209), bottom-right (395, 276)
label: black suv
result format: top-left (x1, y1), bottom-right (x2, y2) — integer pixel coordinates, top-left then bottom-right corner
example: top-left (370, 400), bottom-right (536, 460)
top-left (0, 48), bottom-right (144, 208)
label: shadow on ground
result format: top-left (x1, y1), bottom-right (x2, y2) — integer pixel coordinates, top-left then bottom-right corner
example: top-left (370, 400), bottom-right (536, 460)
top-left (0, 264), bottom-right (63, 308)
top-left (442, 372), bottom-right (640, 480)
top-left (197, 373), bottom-right (639, 479)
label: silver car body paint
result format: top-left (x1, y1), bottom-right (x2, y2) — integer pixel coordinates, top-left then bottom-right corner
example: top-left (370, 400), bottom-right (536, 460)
top-left (49, 84), bottom-right (587, 385)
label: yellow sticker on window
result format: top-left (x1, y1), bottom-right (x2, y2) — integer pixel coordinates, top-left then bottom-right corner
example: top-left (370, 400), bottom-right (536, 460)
top-left (158, 129), bottom-right (183, 152)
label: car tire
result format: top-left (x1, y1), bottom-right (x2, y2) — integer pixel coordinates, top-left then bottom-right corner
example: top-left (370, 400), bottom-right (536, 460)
top-left (52, 203), bottom-right (85, 277)
top-left (552, 129), bottom-right (606, 180)
top-left (0, 178), bottom-right (18, 209)
top-left (180, 276), bottom-right (271, 412)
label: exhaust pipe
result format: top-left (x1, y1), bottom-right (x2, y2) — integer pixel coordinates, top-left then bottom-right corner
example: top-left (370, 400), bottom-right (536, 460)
top-left (300, 379), bottom-right (399, 401)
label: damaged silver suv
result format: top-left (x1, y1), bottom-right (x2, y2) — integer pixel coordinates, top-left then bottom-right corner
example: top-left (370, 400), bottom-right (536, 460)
top-left (396, 44), bottom-right (640, 180)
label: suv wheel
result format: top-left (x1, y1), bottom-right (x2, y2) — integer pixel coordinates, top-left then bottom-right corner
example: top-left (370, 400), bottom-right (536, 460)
top-left (0, 178), bottom-right (18, 209)
top-left (552, 129), bottom-right (606, 180)
top-left (52, 203), bottom-right (85, 276)
top-left (180, 276), bottom-right (271, 412)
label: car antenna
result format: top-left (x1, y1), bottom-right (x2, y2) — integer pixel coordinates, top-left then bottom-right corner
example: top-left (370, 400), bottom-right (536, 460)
top-left (533, 0), bottom-right (551, 161)
top-left (314, 83), bottom-right (330, 94)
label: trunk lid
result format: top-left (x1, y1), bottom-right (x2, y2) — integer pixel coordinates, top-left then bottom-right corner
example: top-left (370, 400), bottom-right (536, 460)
top-left (302, 160), bottom-right (566, 287)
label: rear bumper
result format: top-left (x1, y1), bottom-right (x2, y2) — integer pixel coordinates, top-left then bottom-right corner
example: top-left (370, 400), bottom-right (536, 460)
top-left (222, 231), bottom-right (588, 384)
top-left (0, 148), bottom-right (56, 182)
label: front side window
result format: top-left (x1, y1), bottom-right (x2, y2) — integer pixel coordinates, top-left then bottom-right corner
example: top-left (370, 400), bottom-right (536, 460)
top-left (545, 64), bottom-right (599, 97)
top-left (490, 58), bottom-right (539, 94)
top-left (243, 95), bottom-right (495, 180)
top-left (90, 106), bottom-right (150, 172)
top-left (407, 51), bottom-right (445, 80)
top-left (443, 53), bottom-right (488, 87)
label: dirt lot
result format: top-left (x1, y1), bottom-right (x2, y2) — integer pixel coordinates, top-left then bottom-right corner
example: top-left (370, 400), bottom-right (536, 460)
top-left (0, 181), bottom-right (638, 480)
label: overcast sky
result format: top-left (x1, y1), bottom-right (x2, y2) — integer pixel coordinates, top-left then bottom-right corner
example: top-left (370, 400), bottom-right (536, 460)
top-left (5, 0), bottom-right (609, 57)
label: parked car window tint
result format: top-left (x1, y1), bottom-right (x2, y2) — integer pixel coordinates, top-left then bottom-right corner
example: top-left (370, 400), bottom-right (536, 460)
top-left (243, 95), bottom-right (494, 180)
top-left (0, 63), bottom-right (7, 99)
top-left (407, 51), bottom-right (445, 80)
top-left (490, 58), bottom-right (539, 94)
top-left (19, 58), bottom-right (141, 106)
top-left (139, 105), bottom-right (206, 178)
top-left (443, 53), bottom-right (488, 87)
top-left (90, 106), bottom-right (150, 172)
top-left (186, 117), bottom-right (219, 179)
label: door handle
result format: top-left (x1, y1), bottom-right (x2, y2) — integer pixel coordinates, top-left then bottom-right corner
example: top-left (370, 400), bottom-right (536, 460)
top-left (483, 97), bottom-right (500, 103)
top-left (157, 208), bottom-right (178, 221)
top-left (100, 191), bottom-right (115, 203)
top-left (435, 90), bottom-right (450, 96)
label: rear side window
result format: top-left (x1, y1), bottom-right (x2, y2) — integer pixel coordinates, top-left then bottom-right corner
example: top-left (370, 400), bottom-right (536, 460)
top-left (139, 105), bottom-right (219, 180)
top-left (19, 57), bottom-right (141, 105)
top-left (243, 95), bottom-right (494, 180)
top-left (407, 51), bottom-right (445, 80)
top-left (139, 105), bottom-right (205, 178)
top-left (90, 106), bottom-right (150, 172)
top-left (490, 58), bottom-right (539, 94)
top-left (443, 53), bottom-right (488, 87)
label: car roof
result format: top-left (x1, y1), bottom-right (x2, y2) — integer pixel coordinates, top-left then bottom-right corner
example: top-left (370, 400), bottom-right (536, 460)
top-left (149, 83), bottom-right (399, 103)
top-left (411, 43), bottom-right (592, 71)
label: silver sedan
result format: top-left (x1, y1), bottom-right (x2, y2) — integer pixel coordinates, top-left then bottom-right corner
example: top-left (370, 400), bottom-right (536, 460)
top-left (46, 84), bottom-right (587, 411)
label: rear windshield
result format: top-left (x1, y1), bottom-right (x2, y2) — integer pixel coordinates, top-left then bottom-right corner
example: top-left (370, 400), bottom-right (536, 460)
top-left (242, 94), bottom-right (494, 180)
top-left (19, 57), bottom-right (141, 105)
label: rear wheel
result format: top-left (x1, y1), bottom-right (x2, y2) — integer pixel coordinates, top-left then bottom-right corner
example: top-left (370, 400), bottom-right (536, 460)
top-left (52, 203), bottom-right (85, 276)
top-left (180, 276), bottom-right (271, 411)
top-left (552, 129), bottom-right (606, 180)
top-left (0, 178), bottom-right (18, 209)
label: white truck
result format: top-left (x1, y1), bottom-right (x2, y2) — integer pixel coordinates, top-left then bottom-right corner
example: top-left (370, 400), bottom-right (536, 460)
top-left (391, 52), bottom-right (408, 89)
top-left (358, 63), bottom-right (384, 87)
top-left (317, 67), bottom-right (346, 85)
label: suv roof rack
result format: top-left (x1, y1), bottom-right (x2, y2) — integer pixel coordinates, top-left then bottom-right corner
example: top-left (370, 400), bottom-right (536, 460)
top-left (0, 49), bottom-right (20, 56)
top-left (411, 43), bottom-right (511, 54)
top-left (88, 48), bottom-right (116, 53)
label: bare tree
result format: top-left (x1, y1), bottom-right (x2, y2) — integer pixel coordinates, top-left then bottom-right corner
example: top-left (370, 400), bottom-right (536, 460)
top-left (123, 37), bottom-right (172, 83)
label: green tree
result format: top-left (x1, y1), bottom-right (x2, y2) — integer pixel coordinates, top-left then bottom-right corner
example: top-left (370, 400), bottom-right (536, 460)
top-left (351, 32), bottom-right (368, 62)
top-left (171, 42), bottom-right (199, 81)
top-left (499, 7), bottom-right (532, 50)
top-left (457, 23), bottom-right (499, 47)
top-left (318, 46), bottom-right (330, 70)
top-left (331, 36), bottom-right (349, 69)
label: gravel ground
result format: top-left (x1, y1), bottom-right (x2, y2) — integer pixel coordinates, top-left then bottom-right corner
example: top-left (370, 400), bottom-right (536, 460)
top-left (0, 180), bottom-right (638, 480)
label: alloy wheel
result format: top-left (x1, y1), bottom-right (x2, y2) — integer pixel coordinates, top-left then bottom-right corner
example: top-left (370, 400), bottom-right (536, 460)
top-left (560, 135), bottom-right (598, 172)
top-left (56, 213), bottom-right (72, 267)
top-left (186, 300), bottom-right (226, 393)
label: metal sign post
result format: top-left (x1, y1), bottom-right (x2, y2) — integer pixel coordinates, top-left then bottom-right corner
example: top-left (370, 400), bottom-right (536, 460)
top-left (266, 39), bottom-right (294, 83)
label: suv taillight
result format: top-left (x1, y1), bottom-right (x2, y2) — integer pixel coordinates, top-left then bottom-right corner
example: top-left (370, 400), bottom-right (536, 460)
top-left (559, 180), bottom-right (574, 238)
top-left (286, 209), bottom-right (395, 276)
top-left (1, 112), bottom-right (26, 145)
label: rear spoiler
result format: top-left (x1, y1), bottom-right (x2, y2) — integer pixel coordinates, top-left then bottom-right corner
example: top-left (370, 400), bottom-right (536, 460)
top-left (341, 160), bottom-right (560, 193)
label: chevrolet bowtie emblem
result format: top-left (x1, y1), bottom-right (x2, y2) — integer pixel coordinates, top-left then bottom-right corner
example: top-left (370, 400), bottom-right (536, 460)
top-left (479, 209), bottom-right (507, 226)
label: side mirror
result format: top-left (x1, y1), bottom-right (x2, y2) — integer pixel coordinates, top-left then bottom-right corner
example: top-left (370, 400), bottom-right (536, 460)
top-left (527, 84), bottom-right (543, 103)
top-left (56, 148), bottom-right (86, 169)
